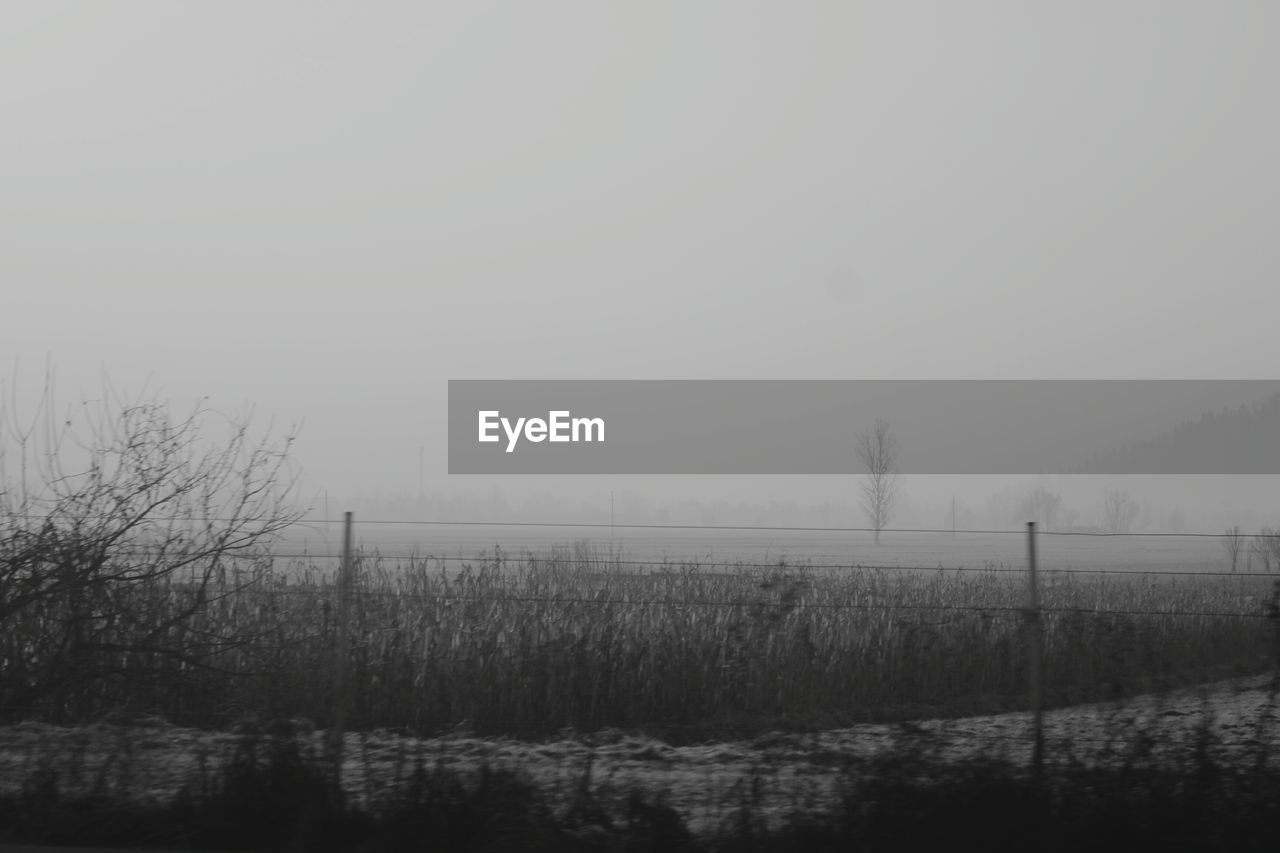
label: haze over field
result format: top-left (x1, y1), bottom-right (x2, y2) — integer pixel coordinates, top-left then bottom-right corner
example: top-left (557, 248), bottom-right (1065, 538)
top-left (3, 1), bottom-right (1278, 532)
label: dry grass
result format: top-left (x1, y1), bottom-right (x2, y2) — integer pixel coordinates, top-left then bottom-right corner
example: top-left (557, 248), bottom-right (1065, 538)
top-left (5, 541), bottom-right (1277, 739)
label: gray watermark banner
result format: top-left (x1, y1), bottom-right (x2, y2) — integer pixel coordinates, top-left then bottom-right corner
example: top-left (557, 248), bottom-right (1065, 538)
top-left (447, 380), bottom-right (1280, 475)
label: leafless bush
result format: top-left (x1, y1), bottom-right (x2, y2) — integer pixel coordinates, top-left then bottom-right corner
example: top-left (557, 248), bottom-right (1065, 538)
top-left (0, 373), bottom-right (303, 721)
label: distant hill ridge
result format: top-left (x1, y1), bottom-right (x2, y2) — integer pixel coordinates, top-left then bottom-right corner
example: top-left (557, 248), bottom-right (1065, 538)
top-left (1073, 391), bottom-right (1280, 475)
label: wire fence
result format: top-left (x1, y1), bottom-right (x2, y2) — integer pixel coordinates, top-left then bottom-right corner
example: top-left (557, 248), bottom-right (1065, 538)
top-left (4, 511), bottom-right (1280, 796)
top-left (287, 516), bottom-right (1277, 536)
top-left (244, 514), bottom-right (1280, 590)
top-left (30, 513), bottom-right (1277, 615)
top-left (99, 514), bottom-right (1279, 538)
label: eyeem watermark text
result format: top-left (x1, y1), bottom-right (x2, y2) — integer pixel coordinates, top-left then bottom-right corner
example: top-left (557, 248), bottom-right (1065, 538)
top-left (478, 410), bottom-right (605, 453)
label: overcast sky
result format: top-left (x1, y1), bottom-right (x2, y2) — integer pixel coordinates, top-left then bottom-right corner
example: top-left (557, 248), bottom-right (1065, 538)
top-left (3, 1), bottom-right (1277, 517)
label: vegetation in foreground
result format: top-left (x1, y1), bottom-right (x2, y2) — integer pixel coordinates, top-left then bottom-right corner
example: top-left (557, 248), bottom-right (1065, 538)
top-left (3, 541), bottom-right (1278, 740)
top-left (2, 718), bottom-right (1279, 852)
top-left (3, 387), bottom-right (1280, 849)
top-left (3, 381), bottom-right (1277, 741)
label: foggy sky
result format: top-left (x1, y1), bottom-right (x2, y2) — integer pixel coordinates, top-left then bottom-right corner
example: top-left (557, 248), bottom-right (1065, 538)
top-left (3, 2), bottom-right (1278, 522)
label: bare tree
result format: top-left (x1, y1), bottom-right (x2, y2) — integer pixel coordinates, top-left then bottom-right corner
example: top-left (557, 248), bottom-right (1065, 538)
top-left (1222, 525), bottom-right (1245, 572)
top-left (856, 419), bottom-right (899, 545)
top-left (1251, 527), bottom-right (1280, 574)
top-left (0, 375), bottom-right (303, 722)
top-left (1015, 487), bottom-right (1064, 532)
top-left (1102, 489), bottom-right (1140, 534)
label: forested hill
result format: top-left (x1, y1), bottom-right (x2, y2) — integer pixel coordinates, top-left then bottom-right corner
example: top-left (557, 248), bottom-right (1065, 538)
top-left (1073, 392), bottom-right (1280, 475)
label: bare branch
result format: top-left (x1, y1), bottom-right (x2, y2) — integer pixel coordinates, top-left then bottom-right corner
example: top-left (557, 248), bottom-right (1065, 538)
top-left (0, 372), bottom-right (304, 721)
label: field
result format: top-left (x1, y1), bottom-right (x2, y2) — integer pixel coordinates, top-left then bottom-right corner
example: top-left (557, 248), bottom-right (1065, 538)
top-left (4, 530), bottom-right (1280, 847)
top-left (6, 527), bottom-right (1274, 737)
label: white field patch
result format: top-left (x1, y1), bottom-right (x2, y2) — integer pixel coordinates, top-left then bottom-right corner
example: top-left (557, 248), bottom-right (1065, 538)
top-left (1, 675), bottom-right (1278, 837)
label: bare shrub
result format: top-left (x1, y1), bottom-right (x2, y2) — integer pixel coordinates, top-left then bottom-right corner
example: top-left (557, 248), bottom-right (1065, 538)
top-left (0, 374), bottom-right (303, 722)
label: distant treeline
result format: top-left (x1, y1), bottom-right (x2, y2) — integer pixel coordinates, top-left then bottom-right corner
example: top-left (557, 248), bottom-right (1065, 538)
top-left (1075, 392), bottom-right (1280, 475)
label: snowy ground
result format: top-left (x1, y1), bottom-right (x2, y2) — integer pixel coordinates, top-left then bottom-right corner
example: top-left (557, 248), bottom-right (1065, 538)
top-left (2, 674), bottom-right (1278, 836)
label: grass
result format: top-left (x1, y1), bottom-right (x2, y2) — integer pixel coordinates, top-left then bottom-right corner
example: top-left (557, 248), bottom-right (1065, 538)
top-left (4, 539), bottom-right (1278, 849)
top-left (2, 541), bottom-right (1277, 739)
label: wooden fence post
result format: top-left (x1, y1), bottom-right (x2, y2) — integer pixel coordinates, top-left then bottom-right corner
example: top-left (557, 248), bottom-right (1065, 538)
top-left (329, 511), bottom-right (355, 793)
top-left (1026, 521), bottom-right (1044, 782)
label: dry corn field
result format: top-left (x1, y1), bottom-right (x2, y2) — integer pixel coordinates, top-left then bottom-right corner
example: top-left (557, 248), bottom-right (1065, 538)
top-left (7, 541), bottom-right (1275, 739)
